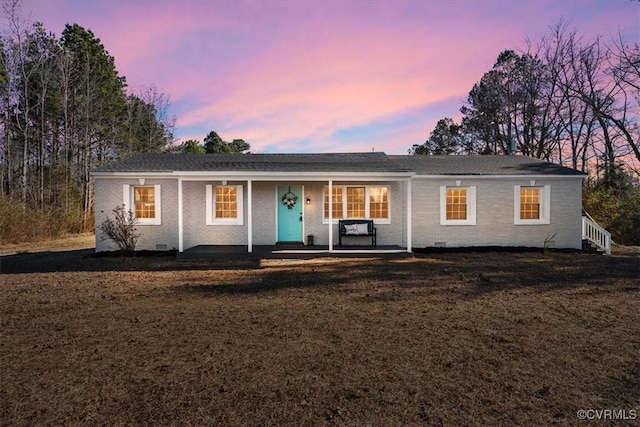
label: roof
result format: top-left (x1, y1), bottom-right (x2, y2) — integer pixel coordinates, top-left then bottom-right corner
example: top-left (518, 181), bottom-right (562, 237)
top-left (390, 155), bottom-right (585, 176)
top-left (92, 152), bottom-right (410, 174)
top-left (91, 152), bottom-right (585, 176)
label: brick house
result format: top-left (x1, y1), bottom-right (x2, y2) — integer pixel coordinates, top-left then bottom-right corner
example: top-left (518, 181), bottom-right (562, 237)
top-left (91, 152), bottom-right (589, 254)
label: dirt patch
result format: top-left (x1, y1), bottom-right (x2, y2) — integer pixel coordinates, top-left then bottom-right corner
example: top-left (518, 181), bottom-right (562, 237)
top-left (1, 247), bottom-right (639, 425)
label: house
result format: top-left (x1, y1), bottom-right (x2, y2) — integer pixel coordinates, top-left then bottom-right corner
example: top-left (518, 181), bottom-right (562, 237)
top-left (91, 152), bottom-right (594, 255)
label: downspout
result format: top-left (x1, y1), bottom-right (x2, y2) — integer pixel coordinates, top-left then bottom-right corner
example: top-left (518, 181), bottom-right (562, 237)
top-left (178, 177), bottom-right (183, 252)
top-left (406, 178), bottom-right (412, 253)
top-left (328, 179), bottom-right (333, 251)
top-left (247, 180), bottom-right (253, 253)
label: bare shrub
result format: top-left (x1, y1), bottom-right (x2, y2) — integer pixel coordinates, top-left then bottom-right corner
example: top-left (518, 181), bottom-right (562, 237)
top-left (99, 205), bottom-right (140, 255)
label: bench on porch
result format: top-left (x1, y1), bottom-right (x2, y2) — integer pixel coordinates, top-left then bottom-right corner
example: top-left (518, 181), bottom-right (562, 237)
top-left (338, 219), bottom-right (377, 247)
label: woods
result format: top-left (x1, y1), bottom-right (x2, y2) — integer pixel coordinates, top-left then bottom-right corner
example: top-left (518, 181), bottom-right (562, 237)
top-left (0, 2), bottom-right (173, 241)
top-left (414, 22), bottom-right (640, 177)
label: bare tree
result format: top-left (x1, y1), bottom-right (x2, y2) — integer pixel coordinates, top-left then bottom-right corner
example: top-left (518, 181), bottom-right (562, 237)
top-left (606, 31), bottom-right (640, 172)
top-left (3, 0), bottom-right (41, 204)
top-left (122, 84), bottom-right (175, 157)
top-left (460, 20), bottom-right (639, 178)
top-left (0, 35), bottom-right (11, 197)
top-left (542, 21), bottom-right (598, 171)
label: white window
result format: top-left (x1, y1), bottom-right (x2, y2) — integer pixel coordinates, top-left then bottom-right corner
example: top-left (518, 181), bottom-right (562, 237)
top-left (323, 185), bottom-right (390, 223)
top-left (368, 186), bottom-right (389, 219)
top-left (514, 185), bottom-right (550, 225)
top-left (439, 185), bottom-right (476, 225)
top-left (206, 184), bottom-right (244, 225)
top-left (123, 184), bottom-right (162, 225)
top-left (346, 187), bottom-right (366, 218)
top-left (324, 186), bottom-right (344, 220)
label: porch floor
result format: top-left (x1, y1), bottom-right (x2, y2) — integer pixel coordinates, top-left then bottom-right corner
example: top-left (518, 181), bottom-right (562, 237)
top-left (178, 244), bottom-right (411, 261)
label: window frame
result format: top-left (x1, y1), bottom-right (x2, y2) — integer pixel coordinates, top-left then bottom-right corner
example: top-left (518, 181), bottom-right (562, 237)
top-left (206, 184), bottom-right (244, 226)
top-left (368, 186), bottom-right (389, 220)
top-left (346, 186), bottom-right (366, 219)
top-left (514, 185), bottom-right (550, 225)
top-left (323, 185), bottom-right (391, 224)
top-left (123, 184), bottom-right (162, 226)
top-left (324, 185), bottom-right (344, 221)
top-left (439, 185), bottom-right (476, 226)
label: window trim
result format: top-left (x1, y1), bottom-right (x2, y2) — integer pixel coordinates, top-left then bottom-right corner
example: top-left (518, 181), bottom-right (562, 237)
top-left (123, 184), bottom-right (162, 226)
top-left (206, 184), bottom-right (244, 226)
top-left (514, 185), bottom-right (550, 225)
top-left (322, 185), bottom-right (391, 224)
top-left (368, 186), bottom-right (390, 221)
top-left (324, 185), bottom-right (344, 222)
top-left (439, 185), bottom-right (476, 226)
top-left (346, 186), bottom-right (367, 219)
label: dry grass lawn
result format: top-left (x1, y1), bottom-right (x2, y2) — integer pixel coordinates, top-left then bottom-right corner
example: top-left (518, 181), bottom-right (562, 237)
top-left (1, 242), bottom-right (638, 426)
top-left (0, 233), bottom-right (95, 256)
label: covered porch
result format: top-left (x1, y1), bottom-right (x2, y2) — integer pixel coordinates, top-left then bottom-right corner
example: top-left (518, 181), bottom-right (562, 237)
top-left (177, 172), bottom-right (414, 254)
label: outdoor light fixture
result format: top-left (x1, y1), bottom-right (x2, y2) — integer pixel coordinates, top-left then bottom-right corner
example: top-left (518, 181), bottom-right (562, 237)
top-left (306, 197), bottom-right (311, 205)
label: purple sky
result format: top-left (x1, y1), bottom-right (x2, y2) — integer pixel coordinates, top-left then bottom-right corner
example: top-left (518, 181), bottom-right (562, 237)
top-left (20, 0), bottom-right (640, 154)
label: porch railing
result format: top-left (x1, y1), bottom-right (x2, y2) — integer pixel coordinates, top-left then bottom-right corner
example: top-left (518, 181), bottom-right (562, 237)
top-left (582, 214), bottom-right (612, 255)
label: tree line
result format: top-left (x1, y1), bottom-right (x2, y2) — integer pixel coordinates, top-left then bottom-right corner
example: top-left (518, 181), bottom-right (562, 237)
top-left (175, 131), bottom-right (250, 154)
top-left (412, 21), bottom-right (639, 179)
top-left (0, 1), bottom-right (174, 239)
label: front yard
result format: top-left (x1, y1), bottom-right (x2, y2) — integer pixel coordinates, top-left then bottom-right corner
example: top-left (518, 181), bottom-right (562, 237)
top-left (1, 248), bottom-right (638, 425)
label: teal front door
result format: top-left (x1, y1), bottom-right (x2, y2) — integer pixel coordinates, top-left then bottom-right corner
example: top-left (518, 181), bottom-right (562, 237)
top-left (277, 185), bottom-right (303, 243)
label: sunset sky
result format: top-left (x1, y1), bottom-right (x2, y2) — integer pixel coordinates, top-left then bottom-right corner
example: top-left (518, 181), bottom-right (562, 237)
top-left (20, 0), bottom-right (640, 154)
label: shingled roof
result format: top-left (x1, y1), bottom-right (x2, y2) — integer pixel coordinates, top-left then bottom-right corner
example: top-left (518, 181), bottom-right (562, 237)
top-left (92, 152), bottom-right (584, 176)
top-left (390, 155), bottom-right (585, 176)
top-left (92, 152), bottom-right (410, 173)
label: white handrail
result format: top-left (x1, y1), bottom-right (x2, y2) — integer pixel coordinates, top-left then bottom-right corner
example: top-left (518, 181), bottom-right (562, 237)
top-left (582, 216), bottom-right (612, 255)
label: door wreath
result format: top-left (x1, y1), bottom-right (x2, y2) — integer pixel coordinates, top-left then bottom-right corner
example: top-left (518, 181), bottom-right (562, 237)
top-left (281, 187), bottom-right (298, 209)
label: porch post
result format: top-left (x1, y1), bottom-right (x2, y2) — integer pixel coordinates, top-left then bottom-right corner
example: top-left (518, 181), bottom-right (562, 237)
top-left (406, 178), bottom-right (412, 253)
top-left (328, 179), bottom-right (333, 251)
top-left (247, 179), bottom-right (253, 253)
top-left (178, 177), bottom-right (184, 252)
